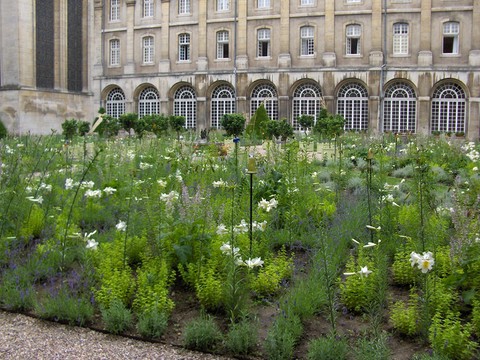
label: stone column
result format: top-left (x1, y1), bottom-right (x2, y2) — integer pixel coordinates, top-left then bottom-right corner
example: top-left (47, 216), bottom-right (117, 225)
top-left (322, 1), bottom-right (336, 66)
top-left (369, 0), bottom-right (383, 66)
top-left (418, 0), bottom-right (432, 66)
top-left (55, 0), bottom-right (68, 90)
top-left (158, 0), bottom-right (170, 72)
top-left (235, 0), bottom-right (248, 70)
top-left (197, 0), bottom-right (208, 71)
top-left (278, 0), bottom-right (290, 68)
top-left (124, 0), bottom-right (136, 74)
top-left (469, 0), bottom-right (480, 66)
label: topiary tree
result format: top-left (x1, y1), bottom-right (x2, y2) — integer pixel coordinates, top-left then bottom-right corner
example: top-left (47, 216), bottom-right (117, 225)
top-left (265, 119), bottom-right (294, 143)
top-left (61, 118), bottom-right (79, 139)
top-left (314, 108), bottom-right (345, 139)
top-left (119, 113), bottom-right (138, 134)
top-left (96, 114), bottom-right (121, 138)
top-left (246, 103), bottom-right (269, 142)
top-left (221, 113), bottom-right (246, 138)
top-left (78, 121), bottom-right (91, 136)
top-left (132, 117), bottom-right (148, 139)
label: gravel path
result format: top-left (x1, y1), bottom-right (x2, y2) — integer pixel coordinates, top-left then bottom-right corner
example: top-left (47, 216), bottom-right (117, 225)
top-left (0, 311), bottom-right (234, 360)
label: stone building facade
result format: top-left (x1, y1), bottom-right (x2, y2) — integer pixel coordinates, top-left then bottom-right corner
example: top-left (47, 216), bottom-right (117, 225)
top-left (1, 0), bottom-right (480, 138)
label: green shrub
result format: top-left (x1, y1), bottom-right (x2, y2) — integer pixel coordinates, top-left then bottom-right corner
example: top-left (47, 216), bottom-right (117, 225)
top-left (390, 290), bottom-right (419, 336)
top-left (94, 268), bottom-right (136, 308)
top-left (264, 314), bottom-right (303, 360)
top-left (0, 118), bottom-right (8, 139)
top-left (19, 204), bottom-right (45, 239)
top-left (251, 248), bottom-right (293, 297)
top-left (136, 309), bottom-right (169, 339)
top-left (391, 249), bottom-right (417, 286)
top-left (196, 265), bottom-right (224, 310)
top-left (429, 311), bottom-right (478, 360)
top-left (143, 114), bottom-right (169, 137)
top-left (119, 112), bottom-right (138, 133)
top-left (0, 269), bottom-right (35, 311)
top-left (307, 334), bottom-right (349, 360)
top-left (221, 113), bottom-right (246, 137)
top-left (354, 333), bottom-right (391, 360)
top-left (36, 291), bottom-right (94, 326)
top-left (183, 315), bottom-right (223, 352)
top-left (101, 298), bottom-right (133, 334)
top-left (225, 319), bottom-right (258, 356)
top-left (78, 121), bottom-right (91, 136)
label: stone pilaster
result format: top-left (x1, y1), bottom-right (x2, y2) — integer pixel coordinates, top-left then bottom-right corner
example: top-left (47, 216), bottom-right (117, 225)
top-left (124, 0), bottom-right (136, 74)
top-left (418, 0), bottom-right (432, 66)
top-left (159, 0), bottom-right (170, 72)
top-left (323, 1), bottom-right (335, 66)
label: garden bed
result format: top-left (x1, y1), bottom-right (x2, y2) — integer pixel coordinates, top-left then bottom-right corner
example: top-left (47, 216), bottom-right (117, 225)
top-left (1, 132), bottom-right (479, 359)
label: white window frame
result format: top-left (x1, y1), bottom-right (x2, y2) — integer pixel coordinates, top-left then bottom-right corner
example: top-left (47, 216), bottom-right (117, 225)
top-left (443, 21), bottom-right (459, 55)
top-left (292, 84), bottom-right (322, 130)
top-left (110, 0), bottom-right (120, 21)
top-left (250, 84), bottom-right (278, 121)
top-left (257, 28), bottom-right (271, 58)
top-left (109, 39), bottom-right (120, 66)
top-left (143, 0), bottom-right (154, 18)
top-left (216, 31), bottom-right (230, 59)
top-left (346, 24), bottom-right (361, 55)
top-left (174, 86), bottom-right (197, 129)
top-left (383, 82), bottom-right (417, 133)
top-left (211, 85), bottom-right (236, 129)
top-left (106, 88), bottom-right (126, 119)
top-left (337, 83), bottom-right (369, 131)
top-left (393, 22), bottom-right (409, 55)
top-left (139, 87), bottom-right (160, 117)
top-left (300, 26), bottom-right (315, 56)
top-left (217, 0), bottom-right (230, 11)
top-left (178, 33), bottom-right (190, 61)
top-left (179, 0), bottom-right (191, 14)
top-left (431, 83), bottom-right (466, 134)
top-left (300, 0), bottom-right (314, 6)
top-left (258, 0), bottom-right (270, 9)
top-left (142, 36), bottom-right (154, 64)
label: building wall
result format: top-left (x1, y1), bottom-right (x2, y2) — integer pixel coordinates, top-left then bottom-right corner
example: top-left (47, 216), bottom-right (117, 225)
top-left (0, 0), bottom-right (94, 135)
top-left (92, 0), bottom-right (480, 139)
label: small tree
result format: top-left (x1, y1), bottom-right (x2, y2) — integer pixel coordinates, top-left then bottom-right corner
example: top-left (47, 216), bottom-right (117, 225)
top-left (133, 117), bottom-right (148, 139)
top-left (221, 113), bottom-right (246, 138)
top-left (297, 114), bottom-right (315, 135)
top-left (78, 121), bottom-right (91, 136)
top-left (265, 119), bottom-right (294, 143)
top-left (143, 114), bottom-right (169, 137)
top-left (169, 115), bottom-right (185, 140)
top-left (0, 119), bottom-right (8, 139)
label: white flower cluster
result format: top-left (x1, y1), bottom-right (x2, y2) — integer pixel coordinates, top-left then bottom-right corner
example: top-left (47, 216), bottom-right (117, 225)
top-left (212, 179), bottom-right (227, 188)
top-left (462, 142), bottom-right (480, 162)
top-left (410, 251), bottom-right (435, 273)
top-left (219, 243), bottom-right (264, 268)
top-left (258, 197), bottom-right (278, 212)
top-left (160, 190), bottom-right (179, 207)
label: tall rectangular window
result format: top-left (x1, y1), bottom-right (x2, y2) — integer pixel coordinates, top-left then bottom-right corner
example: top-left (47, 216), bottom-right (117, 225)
top-left (179, 33), bottom-right (190, 61)
top-left (143, 36), bottom-right (154, 64)
top-left (143, 0), bottom-right (154, 17)
top-left (68, 0), bottom-right (83, 91)
top-left (110, 39), bottom-right (120, 66)
top-left (217, 0), bottom-right (229, 11)
top-left (393, 23), bottom-right (409, 55)
top-left (36, 0), bottom-right (54, 89)
top-left (217, 31), bottom-right (229, 59)
top-left (179, 0), bottom-right (190, 14)
top-left (300, 0), bottom-right (314, 5)
top-left (258, 0), bottom-right (270, 9)
top-left (110, 0), bottom-right (120, 21)
top-left (443, 22), bottom-right (459, 54)
top-left (346, 24), bottom-right (361, 55)
top-left (257, 29), bottom-right (271, 57)
top-left (300, 26), bottom-right (314, 56)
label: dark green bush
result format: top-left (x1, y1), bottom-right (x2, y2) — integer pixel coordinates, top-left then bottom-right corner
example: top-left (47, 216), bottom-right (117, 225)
top-left (183, 315), bottom-right (222, 352)
top-left (0, 118), bottom-right (8, 139)
top-left (221, 113), bottom-right (246, 137)
top-left (101, 298), bottom-right (133, 334)
top-left (61, 118), bottom-right (78, 139)
top-left (136, 309), bottom-right (169, 339)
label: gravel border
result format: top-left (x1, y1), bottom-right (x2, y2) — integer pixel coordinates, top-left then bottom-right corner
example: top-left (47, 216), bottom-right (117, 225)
top-left (0, 310), bottom-right (234, 360)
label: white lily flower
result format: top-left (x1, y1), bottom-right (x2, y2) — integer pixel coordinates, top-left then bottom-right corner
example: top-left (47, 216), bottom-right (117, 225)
top-left (116, 220), bottom-right (127, 232)
top-left (243, 257), bottom-right (264, 268)
top-left (216, 224), bottom-right (228, 235)
top-left (363, 242), bottom-right (377, 248)
top-left (26, 196), bottom-right (43, 204)
top-left (359, 266), bottom-right (372, 277)
top-left (65, 178), bottom-right (75, 190)
top-left (212, 179), bottom-right (227, 188)
top-left (351, 238), bottom-right (360, 245)
top-left (366, 225), bottom-right (381, 231)
top-left (85, 189), bottom-right (102, 198)
top-left (157, 179), bottom-right (167, 188)
top-left (234, 219), bottom-right (249, 234)
top-left (86, 238), bottom-right (99, 250)
top-left (103, 187), bottom-right (117, 195)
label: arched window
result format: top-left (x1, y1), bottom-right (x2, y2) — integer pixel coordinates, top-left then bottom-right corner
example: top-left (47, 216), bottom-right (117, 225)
top-left (337, 83), bottom-right (368, 131)
top-left (292, 83), bottom-right (322, 130)
top-left (211, 85), bottom-right (236, 129)
top-left (174, 86), bottom-right (197, 129)
top-left (138, 87), bottom-right (160, 117)
top-left (250, 84), bottom-right (278, 121)
top-left (383, 82), bottom-right (416, 133)
top-left (431, 83), bottom-right (466, 134)
top-left (106, 87), bottom-right (126, 119)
